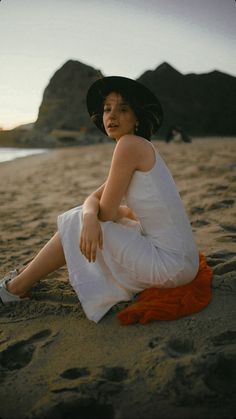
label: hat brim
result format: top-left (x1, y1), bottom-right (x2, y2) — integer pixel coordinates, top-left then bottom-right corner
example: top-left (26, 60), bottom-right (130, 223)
top-left (86, 76), bottom-right (163, 136)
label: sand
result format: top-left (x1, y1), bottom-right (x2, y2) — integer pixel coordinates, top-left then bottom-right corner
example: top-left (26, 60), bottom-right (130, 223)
top-left (0, 137), bottom-right (235, 419)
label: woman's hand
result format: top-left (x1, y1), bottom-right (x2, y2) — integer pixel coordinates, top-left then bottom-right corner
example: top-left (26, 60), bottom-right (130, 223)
top-left (80, 213), bottom-right (103, 262)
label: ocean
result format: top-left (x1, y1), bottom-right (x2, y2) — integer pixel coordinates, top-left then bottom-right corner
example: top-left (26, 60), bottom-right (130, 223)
top-left (0, 147), bottom-right (48, 163)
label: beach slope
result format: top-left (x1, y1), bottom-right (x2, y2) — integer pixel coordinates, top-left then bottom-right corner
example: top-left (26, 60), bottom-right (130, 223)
top-left (0, 138), bottom-right (235, 419)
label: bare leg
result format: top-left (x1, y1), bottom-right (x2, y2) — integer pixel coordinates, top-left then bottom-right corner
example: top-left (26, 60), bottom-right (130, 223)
top-left (7, 232), bottom-right (66, 297)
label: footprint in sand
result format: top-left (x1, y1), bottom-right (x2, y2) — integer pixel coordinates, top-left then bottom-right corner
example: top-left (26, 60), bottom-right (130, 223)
top-left (208, 199), bottom-right (235, 211)
top-left (165, 337), bottom-right (194, 358)
top-left (219, 224), bottom-right (236, 243)
top-left (204, 351), bottom-right (236, 396)
top-left (0, 329), bottom-right (51, 371)
top-left (212, 330), bottom-right (236, 346)
top-left (213, 259), bottom-right (236, 275)
top-left (99, 366), bottom-right (129, 383)
top-left (191, 219), bottom-right (210, 228)
top-left (207, 250), bottom-right (236, 267)
top-left (80, 366), bottom-right (129, 397)
top-left (75, 367), bottom-right (128, 398)
top-left (148, 336), bottom-right (162, 349)
top-left (50, 366), bottom-right (128, 415)
top-left (208, 250), bottom-right (236, 260)
top-left (209, 185), bottom-right (228, 192)
top-left (60, 367), bottom-right (90, 380)
top-left (206, 257), bottom-right (225, 267)
top-left (217, 234), bottom-right (236, 243)
top-left (220, 224), bottom-right (236, 234)
top-left (190, 206), bottom-right (205, 215)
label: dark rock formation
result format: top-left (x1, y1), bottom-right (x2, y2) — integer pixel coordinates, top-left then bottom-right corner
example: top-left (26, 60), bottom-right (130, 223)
top-left (34, 60), bottom-right (236, 140)
top-left (138, 62), bottom-right (236, 137)
top-left (35, 60), bottom-right (103, 134)
top-left (3, 59), bottom-right (234, 148)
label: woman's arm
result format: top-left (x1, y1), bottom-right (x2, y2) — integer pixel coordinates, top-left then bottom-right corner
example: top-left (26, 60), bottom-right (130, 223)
top-left (98, 135), bottom-right (140, 222)
top-left (80, 182), bottom-right (106, 263)
top-left (80, 135), bottom-right (141, 260)
top-left (82, 181), bottom-right (107, 217)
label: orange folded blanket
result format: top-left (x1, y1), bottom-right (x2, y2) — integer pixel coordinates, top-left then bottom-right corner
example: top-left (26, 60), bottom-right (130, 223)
top-left (117, 252), bottom-right (213, 325)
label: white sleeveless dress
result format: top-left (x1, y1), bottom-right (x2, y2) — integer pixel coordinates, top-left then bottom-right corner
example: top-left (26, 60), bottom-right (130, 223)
top-left (57, 149), bottom-right (199, 323)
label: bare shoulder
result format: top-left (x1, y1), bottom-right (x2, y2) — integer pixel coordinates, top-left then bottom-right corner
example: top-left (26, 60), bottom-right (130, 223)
top-left (113, 135), bottom-right (139, 162)
top-left (116, 135), bottom-right (156, 171)
top-left (118, 134), bottom-right (146, 146)
top-left (116, 134), bottom-right (150, 155)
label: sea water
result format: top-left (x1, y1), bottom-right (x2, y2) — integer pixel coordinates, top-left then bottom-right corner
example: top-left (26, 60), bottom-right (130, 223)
top-left (0, 147), bottom-right (48, 163)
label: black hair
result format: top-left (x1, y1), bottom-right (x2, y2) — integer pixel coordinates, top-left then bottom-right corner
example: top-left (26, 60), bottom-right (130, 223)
top-left (91, 89), bottom-right (161, 141)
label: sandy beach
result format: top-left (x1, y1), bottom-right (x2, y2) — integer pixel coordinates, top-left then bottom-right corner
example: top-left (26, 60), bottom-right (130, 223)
top-left (0, 137), bottom-right (235, 419)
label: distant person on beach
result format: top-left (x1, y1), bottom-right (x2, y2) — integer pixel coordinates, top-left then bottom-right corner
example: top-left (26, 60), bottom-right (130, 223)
top-left (165, 125), bottom-right (192, 143)
top-left (1, 76), bottom-right (199, 322)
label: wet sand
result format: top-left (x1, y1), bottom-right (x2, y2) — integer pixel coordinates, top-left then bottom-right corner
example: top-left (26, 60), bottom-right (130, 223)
top-left (0, 138), bottom-right (236, 419)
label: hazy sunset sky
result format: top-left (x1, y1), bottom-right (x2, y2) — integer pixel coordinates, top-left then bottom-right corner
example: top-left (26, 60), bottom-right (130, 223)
top-left (1, 0), bottom-right (236, 129)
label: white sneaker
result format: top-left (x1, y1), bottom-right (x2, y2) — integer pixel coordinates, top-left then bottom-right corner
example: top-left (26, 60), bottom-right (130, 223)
top-left (0, 269), bottom-right (18, 285)
top-left (0, 270), bottom-right (21, 304)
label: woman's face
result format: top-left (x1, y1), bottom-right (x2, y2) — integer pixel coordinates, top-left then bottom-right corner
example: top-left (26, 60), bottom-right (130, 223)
top-left (102, 92), bottom-right (138, 141)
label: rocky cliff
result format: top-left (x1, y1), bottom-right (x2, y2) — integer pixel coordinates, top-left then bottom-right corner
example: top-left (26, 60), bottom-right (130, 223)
top-left (138, 62), bottom-right (236, 137)
top-left (35, 60), bottom-right (103, 135)
top-left (34, 59), bottom-right (235, 139)
top-left (1, 59), bottom-right (235, 148)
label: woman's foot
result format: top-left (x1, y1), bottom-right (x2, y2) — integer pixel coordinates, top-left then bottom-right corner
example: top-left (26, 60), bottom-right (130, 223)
top-left (0, 270), bottom-right (22, 303)
top-left (0, 267), bottom-right (30, 304)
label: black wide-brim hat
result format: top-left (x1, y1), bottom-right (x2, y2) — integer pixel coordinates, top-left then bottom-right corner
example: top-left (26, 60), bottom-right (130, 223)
top-left (86, 76), bottom-right (163, 136)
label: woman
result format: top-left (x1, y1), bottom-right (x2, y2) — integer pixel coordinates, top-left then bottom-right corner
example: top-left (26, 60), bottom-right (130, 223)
top-left (0, 76), bottom-right (199, 322)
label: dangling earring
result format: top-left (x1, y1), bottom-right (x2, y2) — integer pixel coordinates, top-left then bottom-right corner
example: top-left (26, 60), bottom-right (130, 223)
top-left (135, 122), bottom-right (139, 133)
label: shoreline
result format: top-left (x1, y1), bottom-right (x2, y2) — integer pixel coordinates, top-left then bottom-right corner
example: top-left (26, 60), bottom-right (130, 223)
top-left (0, 147), bottom-right (49, 163)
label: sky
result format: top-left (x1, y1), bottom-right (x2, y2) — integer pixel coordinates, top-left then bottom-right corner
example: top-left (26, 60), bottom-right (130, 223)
top-left (1, 0), bottom-right (236, 130)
